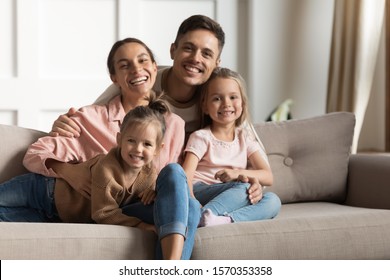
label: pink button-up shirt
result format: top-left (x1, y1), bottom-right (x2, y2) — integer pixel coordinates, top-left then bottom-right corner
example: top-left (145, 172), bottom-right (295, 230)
top-left (23, 95), bottom-right (185, 176)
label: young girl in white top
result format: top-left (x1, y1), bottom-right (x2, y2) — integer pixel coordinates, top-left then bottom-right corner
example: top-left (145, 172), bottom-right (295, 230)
top-left (182, 67), bottom-right (281, 227)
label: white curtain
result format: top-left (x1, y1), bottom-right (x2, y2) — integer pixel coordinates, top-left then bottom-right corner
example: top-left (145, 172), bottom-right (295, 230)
top-left (327, 0), bottom-right (385, 153)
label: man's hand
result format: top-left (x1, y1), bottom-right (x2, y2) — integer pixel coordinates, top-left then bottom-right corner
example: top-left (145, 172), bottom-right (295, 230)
top-left (49, 107), bottom-right (81, 138)
top-left (237, 175), bottom-right (263, 204)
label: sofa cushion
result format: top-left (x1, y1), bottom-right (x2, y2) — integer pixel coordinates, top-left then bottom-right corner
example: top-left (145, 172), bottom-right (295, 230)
top-left (254, 112), bottom-right (355, 204)
top-left (0, 222), bottom-right (156, 259)
top-left (193, 203), bottom-right (390, 259)
top-left (0, 124), bottom-right (47, 184)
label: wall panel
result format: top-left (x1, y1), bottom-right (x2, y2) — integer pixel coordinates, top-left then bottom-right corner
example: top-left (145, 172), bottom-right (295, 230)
top-left (38, 0), bottom-right (117, 79)
top-left (0, 0), bottom-right (235, 132)
top-left (118, 0), bottom-right (218, 66)
top-left (140, 0), bottom-right (215, 66)
top-left (0, 0), bottom-right (15, 78)
top-left (0, 111), bottom-right (17, 126)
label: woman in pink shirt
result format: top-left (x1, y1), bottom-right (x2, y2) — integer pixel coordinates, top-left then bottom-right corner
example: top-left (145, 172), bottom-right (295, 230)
top-left (182, 67), bottom-right (281, 227)
top-left (0, 38), bottom-right (200, 260)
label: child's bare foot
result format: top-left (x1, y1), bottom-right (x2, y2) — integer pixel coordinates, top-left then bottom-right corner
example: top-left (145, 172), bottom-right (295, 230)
top-left (199, 209), bottom-right (232, 227)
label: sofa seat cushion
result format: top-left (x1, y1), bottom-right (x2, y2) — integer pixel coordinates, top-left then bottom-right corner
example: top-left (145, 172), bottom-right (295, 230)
top-left (275, 201), bottom-right (381, 219)
top-left (0, 223), bottom-right (156, 260)
top-left (1, 203), bottom-right (389, 260)
top-left (192, 202), bottom-right (390, 260)
top-left (254, 112), bottom-right (355, 204)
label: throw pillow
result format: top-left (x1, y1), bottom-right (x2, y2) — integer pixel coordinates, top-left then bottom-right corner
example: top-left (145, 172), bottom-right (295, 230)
top-left (254, 112), bottom-right (355, 204)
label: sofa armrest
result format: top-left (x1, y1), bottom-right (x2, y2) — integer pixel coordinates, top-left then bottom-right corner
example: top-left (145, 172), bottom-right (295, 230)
top-left (345, 154), bottom-right (390, 210)
top-left (0, 124), bottom-right (47, 184)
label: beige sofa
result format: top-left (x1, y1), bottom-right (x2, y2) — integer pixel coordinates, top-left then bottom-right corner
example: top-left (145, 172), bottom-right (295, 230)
top-left (0, 112), bottom-right (389, 259)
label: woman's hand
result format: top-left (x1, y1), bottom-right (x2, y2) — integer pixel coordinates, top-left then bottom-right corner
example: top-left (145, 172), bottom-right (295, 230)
top-left (49, 107), bottom-right (81, 138)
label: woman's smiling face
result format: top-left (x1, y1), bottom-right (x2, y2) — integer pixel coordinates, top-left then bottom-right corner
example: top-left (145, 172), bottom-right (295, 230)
top-left (111, 42), bottom-right (157, 98)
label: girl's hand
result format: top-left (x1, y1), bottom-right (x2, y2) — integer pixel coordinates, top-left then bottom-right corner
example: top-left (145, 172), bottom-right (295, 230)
top-left (47, 160), bottom-right (91, 199)
top-left (215, 169), bottom-right (239, 182)
top-left (136, 222), bottom-right (157, 234)
top-left (139, 188), bottom-right (156, 205)
top-left (238, 175), bottom-right (263, 204)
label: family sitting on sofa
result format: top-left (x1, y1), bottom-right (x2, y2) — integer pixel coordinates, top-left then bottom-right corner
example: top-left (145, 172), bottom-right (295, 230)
top-left (0, 15), bottom-right (282, 260)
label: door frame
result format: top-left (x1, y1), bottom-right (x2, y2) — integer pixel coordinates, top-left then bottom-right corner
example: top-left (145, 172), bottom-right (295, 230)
top-left (386, 0), bottom-right (390, 151)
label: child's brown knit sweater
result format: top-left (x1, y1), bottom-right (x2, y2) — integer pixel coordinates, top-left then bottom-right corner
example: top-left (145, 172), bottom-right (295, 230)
top-left (53, 147), bottom-right (156, 226)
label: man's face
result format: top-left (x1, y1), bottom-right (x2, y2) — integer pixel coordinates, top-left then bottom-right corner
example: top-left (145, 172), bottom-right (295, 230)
top-left (170, 29), bottom-right (221, 87)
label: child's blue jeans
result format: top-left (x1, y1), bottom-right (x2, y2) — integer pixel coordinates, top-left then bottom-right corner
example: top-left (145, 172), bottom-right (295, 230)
top-left (193, 181), bottom-right (281, 222)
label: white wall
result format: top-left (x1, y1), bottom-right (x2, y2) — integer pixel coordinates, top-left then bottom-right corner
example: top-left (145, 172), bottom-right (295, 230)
top-left (243, 0), bottom-right (385, 151)
top-left (0, 0), bottom-right (385, 151)
top-left (0, 0), bottom-right (238, 132)
top-left (244, 0), bottom-right (335, 122)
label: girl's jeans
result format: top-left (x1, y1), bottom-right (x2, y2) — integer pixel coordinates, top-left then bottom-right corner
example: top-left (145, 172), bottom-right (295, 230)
top-left (0, 173), bottom-right (58, 222)
top-left (120, 163), bottom-right (201, 260)
top-left (193, 181), bottom-right (281, 222)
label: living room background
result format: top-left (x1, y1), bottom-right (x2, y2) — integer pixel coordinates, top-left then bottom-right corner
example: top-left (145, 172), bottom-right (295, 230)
top-left (0, 0), bottom-right (385, 152)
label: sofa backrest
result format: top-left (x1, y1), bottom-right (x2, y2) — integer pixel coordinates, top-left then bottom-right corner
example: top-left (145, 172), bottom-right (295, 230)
top-left (0, 124), bottom-right (47, 183)
top-left (254, 112), bottom-right (355, 204)
top-left (0, 113), bottom-right (355, 204)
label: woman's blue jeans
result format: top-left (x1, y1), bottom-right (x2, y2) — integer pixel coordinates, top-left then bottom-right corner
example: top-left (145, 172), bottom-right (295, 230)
top-left (123, 163), bottom-right (201, 260)
top-left (193, 181), bottom-right (281, 222)
top-left (0, 173), bottom-right (58, 222)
